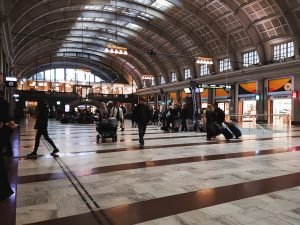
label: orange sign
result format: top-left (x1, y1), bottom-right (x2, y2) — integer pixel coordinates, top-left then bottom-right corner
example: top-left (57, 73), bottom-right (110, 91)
top-left (268, 78), bottom-right (292, 92)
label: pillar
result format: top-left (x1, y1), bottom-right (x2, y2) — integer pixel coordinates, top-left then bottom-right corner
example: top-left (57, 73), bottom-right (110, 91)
top-left (256, 79), bottom-right (267, 123)
top-left (292, 73), bottom-right (300, 125)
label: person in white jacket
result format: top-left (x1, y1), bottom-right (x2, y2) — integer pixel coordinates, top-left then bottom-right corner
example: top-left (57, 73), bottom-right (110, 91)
top-left (110, 102), bottom-right (125, 131)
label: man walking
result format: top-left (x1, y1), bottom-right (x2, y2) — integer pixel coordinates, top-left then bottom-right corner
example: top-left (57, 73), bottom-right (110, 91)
top-left (27, 99), bottom-right (59, 159)
top-left (132, 98), bottom-right (151, 149)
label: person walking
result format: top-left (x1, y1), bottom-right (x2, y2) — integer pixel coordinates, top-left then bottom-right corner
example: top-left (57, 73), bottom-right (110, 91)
top-left (27, 99), bottom-right (59, 159)
top-left (97, 102), bottom-right (108, 121)
top-left (110, 101), bottom-right (125, 131)
top-left (132, 98), bottom-right (151, 149)
top-left (213, 102), bottom-right (225, 126)
top-left (0, 90), bottom-right (14, 201)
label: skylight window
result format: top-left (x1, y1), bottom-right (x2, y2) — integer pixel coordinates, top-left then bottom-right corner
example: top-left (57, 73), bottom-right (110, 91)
top-left (134, 0), bottom-right (152, 5)
top-left (140, 12), bottom-right (154, 20)
top-left (121, 8), bottom-right (139, 17)
top-left (126, 23), bottom-right (142, 31)
top-left (77, 17), bottom-right (92, 21)
top-left (111, 20), bottom-right (127, 27)
top-left (151, 0), bottom-right (173, 11)
top-left (84, 5), bottom-right (103, 11)
top-left (94, 18), bottom-right (107, 23)
top-left (103, 5), bottom-right (116, 12)
top-left (98, 36), bottom-right (108, 40)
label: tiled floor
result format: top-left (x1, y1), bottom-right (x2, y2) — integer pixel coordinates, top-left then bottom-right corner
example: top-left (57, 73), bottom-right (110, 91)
top-left (1, 118), bottom-right (300, 225)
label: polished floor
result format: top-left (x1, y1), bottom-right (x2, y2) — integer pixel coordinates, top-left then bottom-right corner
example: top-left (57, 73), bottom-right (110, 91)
top-left (1, 118), bottom-right (300, 225)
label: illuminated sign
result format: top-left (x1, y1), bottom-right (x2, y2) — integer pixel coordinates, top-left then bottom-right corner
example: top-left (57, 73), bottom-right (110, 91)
top-left (5, 77), bottom-right (17, 87)
top-left (199, 84), bottom-right (231, 89)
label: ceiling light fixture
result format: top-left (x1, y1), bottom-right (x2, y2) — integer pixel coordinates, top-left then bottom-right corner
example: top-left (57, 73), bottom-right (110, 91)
top-left (195, 0), bottom-right (213, 65)
top-left (105, 46), bottom-right (128, 55)
top-left (196, 56), bottom-right (213, 65)
top-left (141, 75), bottom-right (154, 80)
top-left (105, 0), bottom-right (128, 55)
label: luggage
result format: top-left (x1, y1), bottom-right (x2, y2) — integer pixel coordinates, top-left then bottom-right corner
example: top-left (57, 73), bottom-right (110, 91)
top-left (226, 122), bottom-right (242, 138)
top-left (186, 119), bottom-right (194, 131)
top-left (218, 123), bottom-right (233, 140)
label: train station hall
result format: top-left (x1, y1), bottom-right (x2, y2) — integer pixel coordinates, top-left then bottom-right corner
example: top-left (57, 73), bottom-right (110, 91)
top-left (1, 0), bottom-right (300, 225)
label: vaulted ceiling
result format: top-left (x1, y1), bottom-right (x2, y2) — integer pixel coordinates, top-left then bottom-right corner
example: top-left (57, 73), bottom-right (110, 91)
top-left (1, 0), bottom-right (300, 88)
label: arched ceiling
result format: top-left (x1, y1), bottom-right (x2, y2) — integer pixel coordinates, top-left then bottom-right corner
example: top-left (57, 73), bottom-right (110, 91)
top-left (1, 0), bottom-right (299, 88)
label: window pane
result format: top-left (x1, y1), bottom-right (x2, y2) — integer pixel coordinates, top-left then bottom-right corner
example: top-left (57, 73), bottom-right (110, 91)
top-left (56, 69), bottom-right (65, 81)
top-left (66, 69), bottom-right (75, 81)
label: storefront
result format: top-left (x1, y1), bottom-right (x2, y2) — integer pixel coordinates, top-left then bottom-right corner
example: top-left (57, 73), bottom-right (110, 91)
top-left (215, 88), bottom-right (230, 115)
top-left (267, 77), bottom-right (292, 124)
top-left (200, 89), bottom-right (208, 109)
top-left (238, 82), bottom-right (257, 122)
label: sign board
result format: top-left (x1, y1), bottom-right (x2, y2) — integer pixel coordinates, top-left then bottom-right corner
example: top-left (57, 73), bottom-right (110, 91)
top-left (5, 77), bottom-right (18, 87)
top-left (199, 84), bottom-right (231, 90)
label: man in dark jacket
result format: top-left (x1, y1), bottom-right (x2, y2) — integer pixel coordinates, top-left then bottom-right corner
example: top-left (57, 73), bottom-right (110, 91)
top-left (0, 90), bottom-right (14, 201)
top-left (27, 99), bottom-right (59, 159)
top-left (132, 98), bottom-right (151, 149)
top-left (213, 102), bottom-right (225, 125)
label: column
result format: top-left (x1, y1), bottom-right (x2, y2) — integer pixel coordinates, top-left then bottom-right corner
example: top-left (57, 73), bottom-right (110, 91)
top-left (256, 79), bottom-right (267, 123)
top-left (292, 72), bottom-right (300, 125)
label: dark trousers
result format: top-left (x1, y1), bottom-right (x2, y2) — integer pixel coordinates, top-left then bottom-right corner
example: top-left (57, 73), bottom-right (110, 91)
top-left (206, 123), bottom-right (214, 139)
top-left (0, 152), bottom-right (14, 201)
top-left (181, 119), bottom-right (187, 131)
top-left (137, 123), bottom-right (147, 144)
top-left (33, 129), bottom-right (58, 152)
top-left (0, 127), bottom-right (13, 154)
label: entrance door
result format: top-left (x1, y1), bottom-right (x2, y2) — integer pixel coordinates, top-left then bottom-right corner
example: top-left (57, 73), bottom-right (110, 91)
top-left (272, 98), bottom-right (291, 124)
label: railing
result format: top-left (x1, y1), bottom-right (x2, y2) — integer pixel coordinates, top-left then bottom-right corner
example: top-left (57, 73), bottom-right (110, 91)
top-left (223, 113), bottom-right (291, 139)
top-left (16, 90), bottom-right (79, 99)
top-left (87, 93), bottom-right (138, 103)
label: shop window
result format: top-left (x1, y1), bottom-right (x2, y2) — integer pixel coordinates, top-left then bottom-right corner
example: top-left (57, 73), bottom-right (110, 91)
top-left (273, 41), bottom-right (294, 60)
top-left (219, 58), bottom-right (231, 72)
top-left (184, 68), bottom-right (191, 80)
top-left (243, 51), bottom-right (259, 67)
top-left (200, 64), bottom-right (209, 76)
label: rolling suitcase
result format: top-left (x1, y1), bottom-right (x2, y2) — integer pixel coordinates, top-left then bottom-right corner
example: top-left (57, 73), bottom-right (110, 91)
top-left (220, 123), bottom-right (233, 140)
top-left (227, 122), bottom-right (242, 138)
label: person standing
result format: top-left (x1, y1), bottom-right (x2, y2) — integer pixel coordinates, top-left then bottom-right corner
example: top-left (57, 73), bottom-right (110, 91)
top-left (132, 98), bottom-right (151, 149)
top-left (0, 90), bottom-right (14, 201)
top-left (180, 103), bottom-right (188, 132)
top-left (27, 99), bottom-right (59, 159)
top-left (205, 104), bottom-right (215, 140)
